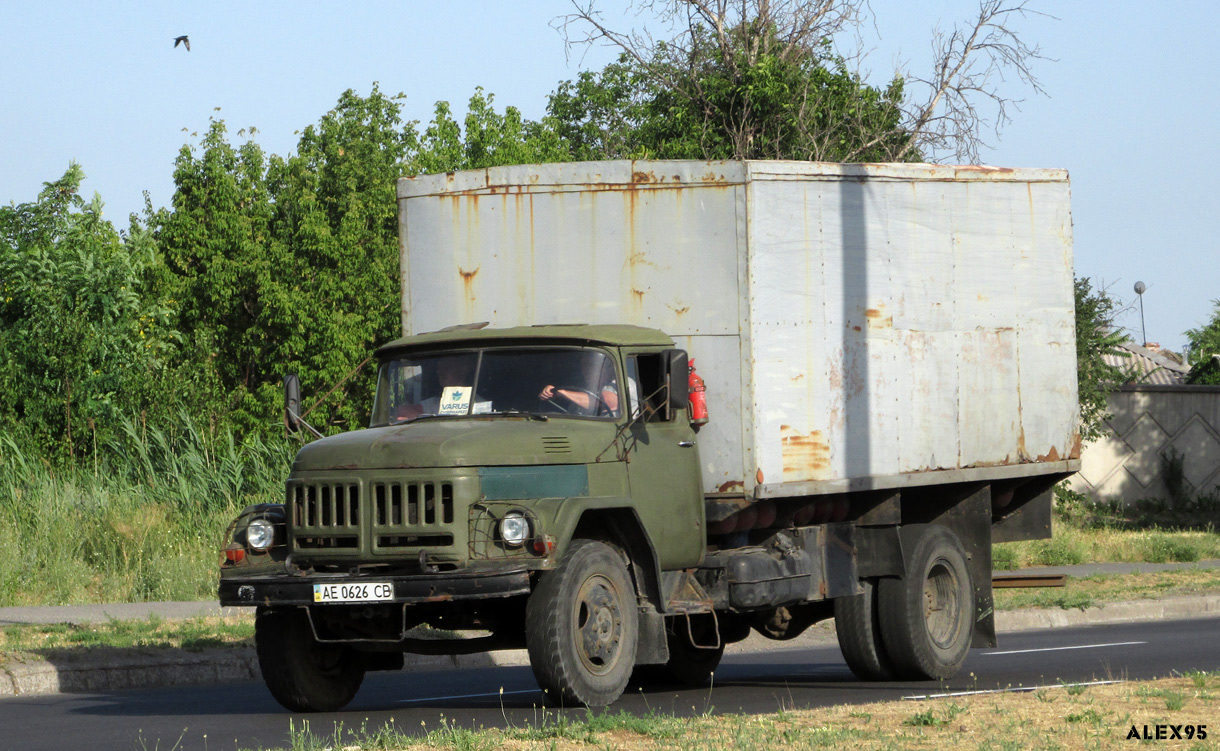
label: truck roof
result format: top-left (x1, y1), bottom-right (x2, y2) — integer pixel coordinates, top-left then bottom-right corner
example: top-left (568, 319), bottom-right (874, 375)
top-left (376, 323), bottom-right (674, 356)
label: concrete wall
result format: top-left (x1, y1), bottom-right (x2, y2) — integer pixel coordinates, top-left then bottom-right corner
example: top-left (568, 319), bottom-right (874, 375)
top-left (1071, 384), bottom-right (1220, 505)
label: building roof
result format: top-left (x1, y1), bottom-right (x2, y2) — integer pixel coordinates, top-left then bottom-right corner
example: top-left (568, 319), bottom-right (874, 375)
top-left (1105, 341), bottom-right (1191, 385)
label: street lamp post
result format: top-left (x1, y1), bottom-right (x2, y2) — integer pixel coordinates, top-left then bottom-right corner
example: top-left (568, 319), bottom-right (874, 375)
top-left (1134, 281), bottom-right (1147, 347)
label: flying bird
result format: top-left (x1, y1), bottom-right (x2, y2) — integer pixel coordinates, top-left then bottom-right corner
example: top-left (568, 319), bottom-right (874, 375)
top-left (173, 35), bottom-right (190, 51)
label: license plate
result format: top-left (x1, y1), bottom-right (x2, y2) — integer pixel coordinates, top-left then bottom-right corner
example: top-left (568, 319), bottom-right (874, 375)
top-left (313, 581), bottom-right (394, 603)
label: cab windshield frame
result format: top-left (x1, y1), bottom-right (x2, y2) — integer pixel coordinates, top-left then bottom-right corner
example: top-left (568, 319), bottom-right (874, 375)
top-left (370, 345), bottom-right (623, 427)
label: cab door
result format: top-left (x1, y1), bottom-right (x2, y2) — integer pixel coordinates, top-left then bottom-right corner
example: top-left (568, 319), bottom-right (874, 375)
top-left (622, 350), bottom-right (705, 569)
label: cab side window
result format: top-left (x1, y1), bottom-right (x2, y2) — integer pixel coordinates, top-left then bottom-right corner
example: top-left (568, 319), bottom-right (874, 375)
top-left (626, 353), bottom-right (669, 422)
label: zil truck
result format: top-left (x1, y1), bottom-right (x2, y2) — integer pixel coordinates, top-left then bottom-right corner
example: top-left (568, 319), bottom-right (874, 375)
top-left (219, 160), bottom-right (1080, 712)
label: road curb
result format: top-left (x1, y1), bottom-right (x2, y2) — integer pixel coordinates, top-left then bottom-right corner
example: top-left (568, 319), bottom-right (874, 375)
top-left (0, 648), bottom-right (261, 698)
top-left (1, 594), bottom-right (1217, 699)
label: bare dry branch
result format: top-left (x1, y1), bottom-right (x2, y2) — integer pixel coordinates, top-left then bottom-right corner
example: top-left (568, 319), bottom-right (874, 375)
top-left (898, 0), bottom-right (1050, 163)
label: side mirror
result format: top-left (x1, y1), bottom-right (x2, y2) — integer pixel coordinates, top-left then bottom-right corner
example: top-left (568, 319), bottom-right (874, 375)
top-left (665, 349), bottom-right (689, 412)
top-left (283, 374), bottom-right (302, 433)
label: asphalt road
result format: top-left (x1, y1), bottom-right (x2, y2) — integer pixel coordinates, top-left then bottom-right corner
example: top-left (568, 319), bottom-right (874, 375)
top-left (3, 617), bottom-right (1218, 751)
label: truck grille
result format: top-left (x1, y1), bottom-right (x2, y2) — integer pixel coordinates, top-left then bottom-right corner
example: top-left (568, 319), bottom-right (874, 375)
top-left (291, 483), bottom-right (360, 549)
top-left (288, 478), bottom-right (458, 555)
top-left (371, 480), bottom-right (455, 550)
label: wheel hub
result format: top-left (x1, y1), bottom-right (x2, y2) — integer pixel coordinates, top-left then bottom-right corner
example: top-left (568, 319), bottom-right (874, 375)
top-left (923, 559), bottom-right (963, 649)
top-left (575, 574), bottom-right (623, 674)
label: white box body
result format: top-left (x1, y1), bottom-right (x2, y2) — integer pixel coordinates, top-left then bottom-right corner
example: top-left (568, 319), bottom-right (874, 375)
top-left (397, 160), bottom-right (1079, 497)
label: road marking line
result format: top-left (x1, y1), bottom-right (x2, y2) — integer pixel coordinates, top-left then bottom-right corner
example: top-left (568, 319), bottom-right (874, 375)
top-left (398, 688), bottom-right (540, 704)
top-left (904, 680), bottom-right (1123, 700)
top-left (984, 641), bottom-right (1145, 656)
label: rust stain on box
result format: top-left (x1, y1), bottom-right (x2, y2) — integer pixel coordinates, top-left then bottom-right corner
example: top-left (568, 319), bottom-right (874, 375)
top-left (865, 304), bottom-right (893, 330)
top-left (1036, 445), bottom-right (1061, 463)
top-left (459, 266), bottom-right (479, 303)
top-left (780, 425), bottom-right (831, 481)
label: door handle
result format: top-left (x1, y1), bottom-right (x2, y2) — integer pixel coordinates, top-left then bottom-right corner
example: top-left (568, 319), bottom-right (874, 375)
top-left (678, 440), bottom-right (695, 448)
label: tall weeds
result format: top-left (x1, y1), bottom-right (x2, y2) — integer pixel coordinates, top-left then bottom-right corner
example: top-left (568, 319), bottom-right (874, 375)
top-left (0, 415), bottom-right (294, 606)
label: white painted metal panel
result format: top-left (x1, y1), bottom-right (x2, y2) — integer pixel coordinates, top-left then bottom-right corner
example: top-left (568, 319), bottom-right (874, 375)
top-left (398, 160), bottom-right (1078, 497)
top-left (741, 163), bottom-right (1077, 491)
top-left (400, 162), bottom-right (744, 337)
top-left (399, 162), bottom-right (752, 493)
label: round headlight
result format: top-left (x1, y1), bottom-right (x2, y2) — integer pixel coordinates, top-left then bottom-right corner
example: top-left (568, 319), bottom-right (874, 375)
top-left (499, 512), bottom-right (530, 547)
top-left (246, 518), bottom-right (275, 551)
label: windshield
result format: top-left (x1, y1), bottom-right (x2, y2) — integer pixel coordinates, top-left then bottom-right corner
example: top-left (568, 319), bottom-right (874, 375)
top-left (371, 347), bottom-right (622, 426)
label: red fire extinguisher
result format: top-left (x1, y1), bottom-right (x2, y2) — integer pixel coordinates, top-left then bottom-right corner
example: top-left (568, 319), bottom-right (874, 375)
top-left (688, 359), bottom-right (708, 425)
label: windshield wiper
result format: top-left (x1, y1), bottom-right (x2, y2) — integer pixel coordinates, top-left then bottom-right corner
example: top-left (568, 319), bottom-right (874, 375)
top-left (389, 413), bottom-right (447, 426)
top-left (485, 409), bottom-right (549, 422)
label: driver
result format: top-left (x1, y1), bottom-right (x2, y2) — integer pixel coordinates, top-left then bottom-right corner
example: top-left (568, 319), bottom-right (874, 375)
top-left (539, 353), bottom-right (620, 416)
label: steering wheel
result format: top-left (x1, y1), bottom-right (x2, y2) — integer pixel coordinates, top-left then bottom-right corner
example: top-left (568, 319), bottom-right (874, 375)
top-left (542, 386), bottom-right (603, 414)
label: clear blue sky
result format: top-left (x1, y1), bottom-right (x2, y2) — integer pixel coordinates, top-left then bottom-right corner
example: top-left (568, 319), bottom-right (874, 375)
top-left (3, 2), bottom-right (1217, 352)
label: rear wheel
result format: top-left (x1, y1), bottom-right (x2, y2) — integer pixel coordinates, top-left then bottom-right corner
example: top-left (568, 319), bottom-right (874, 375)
top-left (878, 525), bottom-right (975, 680)
top-left (255, 608), bottom-right (365, 712)
top-left (525, 539), bottom-right (639, 706)
top-left (834, 577), bottom-right (895, 680)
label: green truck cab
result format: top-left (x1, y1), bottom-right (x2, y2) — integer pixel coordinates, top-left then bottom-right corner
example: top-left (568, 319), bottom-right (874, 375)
top-left (220, 324), bottom-right (707, 710)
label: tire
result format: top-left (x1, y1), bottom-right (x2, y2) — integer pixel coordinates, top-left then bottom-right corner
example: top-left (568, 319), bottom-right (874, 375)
top-left (661, 614), bottom-right (724, 686)
top-left (525, 539), bottom-right (639, 707)
top-left (256, 608), bottom-right (366, 712)
top-left (878, 525), bottom-right (975, 681)
top-left (834, 577), bottom-right (896, 681)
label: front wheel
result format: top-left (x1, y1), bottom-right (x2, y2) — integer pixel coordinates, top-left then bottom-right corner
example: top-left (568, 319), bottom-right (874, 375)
top-left (878, 525), bottom-right (975, 680)
top-left (525, 539), bottom-right (639, 707)
top-left (255, 608), bottom-right (366, 712)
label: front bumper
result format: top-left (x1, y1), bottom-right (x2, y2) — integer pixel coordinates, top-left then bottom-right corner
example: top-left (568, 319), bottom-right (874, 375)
top-left (219, 564), bottom-right (531, 607)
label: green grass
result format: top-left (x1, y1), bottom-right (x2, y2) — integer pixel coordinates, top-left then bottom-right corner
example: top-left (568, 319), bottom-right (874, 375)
top-left (993, 487), bottom-right (1220, 570)
top-left (0, 420), bottom-right (292, 606)
top-left (0, 615), bottom-right (255, 656)
top-left (993, 568), bottom-right (1220, 610)
top-left (223, 672), bottom-right (1220, 751)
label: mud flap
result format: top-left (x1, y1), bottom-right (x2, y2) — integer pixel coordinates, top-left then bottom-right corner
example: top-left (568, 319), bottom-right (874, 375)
top-left (634, 607), bottom-right (669, 665)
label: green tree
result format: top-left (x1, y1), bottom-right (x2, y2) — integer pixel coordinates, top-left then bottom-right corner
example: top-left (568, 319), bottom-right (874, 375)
top-left (143, 86), bottom-right (572, 439)
top-left (412, 88), bottom-right (571, 174)
top-left (0, 165), bottom-right (174, 458)
top-left (1074, 277), bottom-right (1128, 442)
top-left (557, 0), bottom-right (1046, 163)
top-left (547, 38), bottom-right (910, 162)
top-left (149, 118), bottom-right (278, 437)
top-left (1184, 301), bottom-right (1220, 385)
top-left (260, 85), bottom-right (420, 432)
